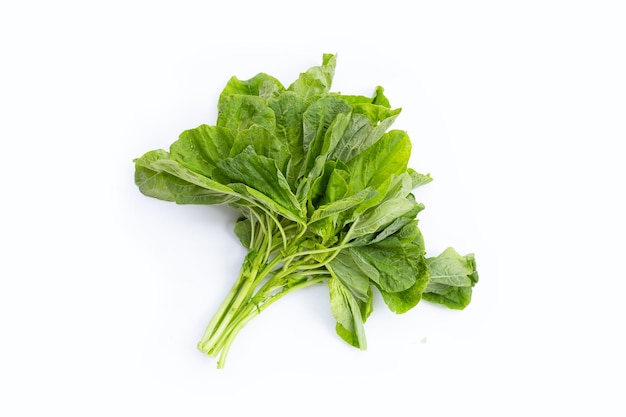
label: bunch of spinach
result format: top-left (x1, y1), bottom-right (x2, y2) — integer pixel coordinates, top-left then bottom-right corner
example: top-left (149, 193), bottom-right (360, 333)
top-left (134, 54), bottom-right (478, 368)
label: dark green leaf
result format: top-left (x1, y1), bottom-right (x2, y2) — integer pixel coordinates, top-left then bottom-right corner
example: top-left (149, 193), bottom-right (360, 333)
top-left (349, 225), bottom-right (426, 293)
top-left (376, 226), bottom-right (429, 313)
top-left (377, 260), bottom-right (429, 314)
top-left (233, 217), bottom-right (252, 249)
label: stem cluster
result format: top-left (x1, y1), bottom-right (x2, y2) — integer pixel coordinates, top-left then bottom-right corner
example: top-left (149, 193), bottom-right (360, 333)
top-left (197, 216), bottom-right (341, 368)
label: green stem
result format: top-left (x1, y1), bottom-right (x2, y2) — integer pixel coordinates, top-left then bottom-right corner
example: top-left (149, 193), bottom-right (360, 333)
top-left (215, 275), bottom-right (327, 368)
top-left (198, 233), bottom-right (289, 357)
top-left (198, 222), bottom-right (343, 367)
top-left (197, 269), bottom-right (246, 349)
top-left (198, 246), bottom-right (268, 355)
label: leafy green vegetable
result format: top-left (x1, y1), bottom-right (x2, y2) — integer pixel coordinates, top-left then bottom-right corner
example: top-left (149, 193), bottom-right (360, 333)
top-left (134, 54), bottom-right (479, 368)
top-left (423, 247), bottom-right (479, 309)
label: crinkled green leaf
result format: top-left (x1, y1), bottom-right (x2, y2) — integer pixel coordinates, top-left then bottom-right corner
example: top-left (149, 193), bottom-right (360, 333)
top-left (134, 149), bottom-right (240, 205)
top-left (169, 125), bottom-right (234, 179)
top-left (408, 168), bottom-right (433, 189)
top-left (326, 113), bottom-right (369, 159)
top-left (328, 110), bottom-right (401, 163)
top-left (349, 223), bottom-right (426, 293)
top-left (216, 94), bottom-right (276, 135)
top-left (288, 53), bottom-right (336, 99)
top-left (423, 247), bottom-right (479, 310)
top-left (328, 87), bottom-right (401, 162)
top-left (220, 72), bottom-right (284, 100)
top-left (376, 227), bottom-right (429, 313)
top-left (267, 91), bottom-right (309, 187)
top-left (230, 125), bottom-right (290, 175)
top-left (214, 153), bottom-right (304, 222)
top-left (338, 85), bottom-right (392, 109)
top-left (301, 97), bottom-right (351, 177)
top-left (377, 266), bottom-right (429, 314)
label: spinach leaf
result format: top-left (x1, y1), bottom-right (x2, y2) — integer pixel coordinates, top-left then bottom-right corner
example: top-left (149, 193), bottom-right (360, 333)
top-left (216, 94), bottom-right (275, 135)
top-left (220, 72), bottom-right (284, 100)
top-left (170, 125), bottom-right (234, 178)
top-left (328, 276), bottom-right (368, 349)
top-left (423, 247), bottom-right (479, 310)
top-left (288, 53), bottom-right (336, 99)
top-left (134, 149), bottom-right (240, 205)
top-left (267, 92), bottom-right (309, 188)
top-left (346, 129), bottom-right (412, 193)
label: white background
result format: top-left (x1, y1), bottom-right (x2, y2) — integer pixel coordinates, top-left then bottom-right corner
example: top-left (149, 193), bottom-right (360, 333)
top-left (1, 0), bottom-right (625, 415)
